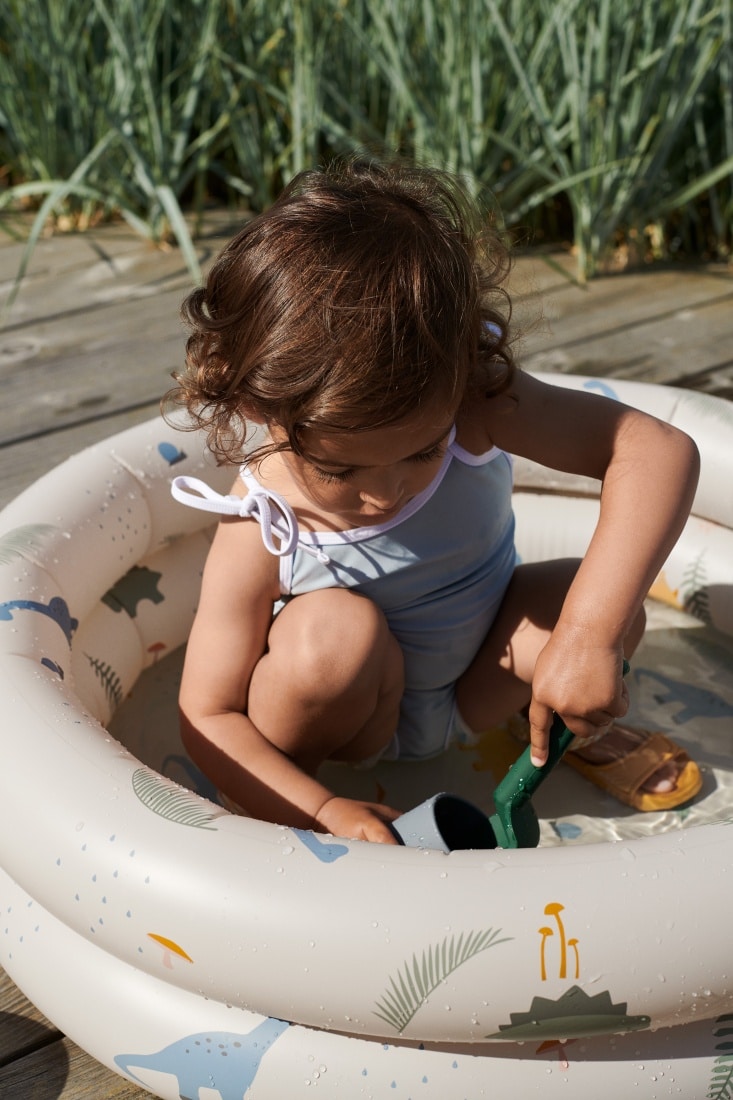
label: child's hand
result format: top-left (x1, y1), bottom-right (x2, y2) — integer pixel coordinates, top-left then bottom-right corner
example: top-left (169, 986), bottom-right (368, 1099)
top-left (527, 636), bottom-right (629, 767)
top-left (315, 796), bottom-right (402, 845)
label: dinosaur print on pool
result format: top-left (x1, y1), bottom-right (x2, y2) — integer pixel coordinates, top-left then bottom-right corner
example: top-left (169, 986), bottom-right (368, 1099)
top-left (488, 985), bottom-right (650, 1040)
top-left (102, 565), bottom-right (164, 617)
top-left (157, 440), bottom-right (188, 465)
top-left (634, 667), bottom-right (733, 723)
top-left (114, 1019), bottom-right (289, 1099)
top-left (0, 596), bottom-right (78, 644)
top-left (292, 828), bottom-right (349, 862)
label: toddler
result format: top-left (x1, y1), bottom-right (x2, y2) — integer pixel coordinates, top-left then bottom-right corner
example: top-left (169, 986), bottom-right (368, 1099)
top-left (168, 160), bottom-right (702, 844)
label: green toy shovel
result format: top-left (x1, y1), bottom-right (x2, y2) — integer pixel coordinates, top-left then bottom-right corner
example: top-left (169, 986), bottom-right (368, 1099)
top-left (390, 661), bottom-right (630, 851)
top-left (487, 659), bottom-right (631, 848)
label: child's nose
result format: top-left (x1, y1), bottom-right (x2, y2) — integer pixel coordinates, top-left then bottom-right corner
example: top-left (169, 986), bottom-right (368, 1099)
top-left (360, 470), bottom-right (404, 509)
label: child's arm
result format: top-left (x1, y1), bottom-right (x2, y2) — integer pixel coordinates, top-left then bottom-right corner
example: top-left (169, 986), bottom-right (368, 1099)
top-left (484, 372), bottom-right (700, 765)
top-left (179, 512), bottom-right (400, 842)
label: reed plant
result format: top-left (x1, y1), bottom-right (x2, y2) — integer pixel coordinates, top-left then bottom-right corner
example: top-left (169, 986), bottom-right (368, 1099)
top-left (0, 0), bottom-right (730, 298)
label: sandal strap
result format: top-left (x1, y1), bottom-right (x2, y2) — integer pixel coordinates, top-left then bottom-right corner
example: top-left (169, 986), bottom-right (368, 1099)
top-left (569, 727), bottom-right (610, 749)
top-left (573, 731), bottom-right (682, 789)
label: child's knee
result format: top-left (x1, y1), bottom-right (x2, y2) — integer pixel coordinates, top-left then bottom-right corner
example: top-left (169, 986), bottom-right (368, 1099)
top-left (269, 589), bottom-right (400, 699)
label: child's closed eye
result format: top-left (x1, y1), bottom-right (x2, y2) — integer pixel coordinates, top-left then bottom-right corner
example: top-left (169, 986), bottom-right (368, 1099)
top-left (411, 442), bottom-right (447, 464)
top-left (312, 465), bottom-right (356, 484)
top-left (310, 440), bottom-right (447, 484)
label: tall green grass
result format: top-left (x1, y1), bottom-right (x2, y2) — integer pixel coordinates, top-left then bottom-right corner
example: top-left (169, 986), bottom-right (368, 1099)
top-left (0, 0), bottom-right (731, 294)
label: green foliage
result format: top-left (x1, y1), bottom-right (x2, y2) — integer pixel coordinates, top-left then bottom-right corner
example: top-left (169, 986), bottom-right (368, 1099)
top-left (0, 523), bottom-right (56, 564)
top-left (85, 652), bottom-right (125, 709)
top-left (373, 927), bottom-right (512, 1033)
top-left (0, 0), bottom-right (730, 285)
top-left (682, 550), bottom-right (712, 625)
top-left (131, 766), bottom-right (222, 828)
top-left (708, 1012), bottom-right (733, 1099)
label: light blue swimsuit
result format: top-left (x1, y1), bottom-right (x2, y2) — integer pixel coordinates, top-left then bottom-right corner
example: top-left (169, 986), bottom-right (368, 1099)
top-left (171, 428), bottom-right (516, 759)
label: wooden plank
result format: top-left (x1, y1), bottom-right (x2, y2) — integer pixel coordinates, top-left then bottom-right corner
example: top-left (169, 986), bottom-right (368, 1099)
top-left (0, 212), bottom-right (245, 326)
top-left (0, 967), bottom-right (60, 1065)
top-left (1, 965), bottom-right (143, 1098)
top-left (0, 1033), bottom-right (147, 1098)
top-left (513, 261), bottom-right (733, 344)
top-left (0, 223), bottom-right (242, 451)
top-left (521, 291), bottom-right (733, 393)
top-left (0, 229), bottom-right (234, 332)
top-left (0, 286), bottom-right (187, 447)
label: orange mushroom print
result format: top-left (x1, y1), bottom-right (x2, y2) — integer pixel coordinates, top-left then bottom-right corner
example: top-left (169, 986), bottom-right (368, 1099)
top-left (538, 926), bottom-right (554, 982)
top-left (542, 902), bottom-right (573, 980)
top-left (489, 902), bottom-right (650, 1048)
top-left (147, 933), bottom-right (194, 970)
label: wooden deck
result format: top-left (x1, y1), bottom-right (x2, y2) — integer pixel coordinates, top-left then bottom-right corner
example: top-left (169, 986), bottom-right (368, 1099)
top-left (0, 216), bottom-right (731, 1097)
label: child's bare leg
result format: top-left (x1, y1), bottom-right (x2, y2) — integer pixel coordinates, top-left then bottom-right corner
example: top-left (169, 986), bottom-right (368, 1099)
top-left (455, 559), bottom-right (680, 794)
top-left (456, 560), bottom-right (585, 726)
top-left (247, 588), bottom-right (404, 775)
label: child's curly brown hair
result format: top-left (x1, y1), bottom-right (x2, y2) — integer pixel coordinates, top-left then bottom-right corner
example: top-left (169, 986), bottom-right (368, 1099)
top-left (165, 158), bottom-right (516, 465)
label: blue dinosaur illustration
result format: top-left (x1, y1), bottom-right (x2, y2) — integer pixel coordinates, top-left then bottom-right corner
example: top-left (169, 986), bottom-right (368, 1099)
top-left (635, 667), bottom-right (733, 724)
top-left (582, 379), bottom-right (620, 401)
top-left (293, 828), bottom-right (349, 862)
top-left (158, 441), bottom-right (187, 465)
top-left (114, 1018), bottom-right (289, 1099)
top-left (102, 565), bottom-right (164, 617)
top-left (40, 657), bottom-right (65, 679)
top-left (0, 596), bottom-right (78, 644)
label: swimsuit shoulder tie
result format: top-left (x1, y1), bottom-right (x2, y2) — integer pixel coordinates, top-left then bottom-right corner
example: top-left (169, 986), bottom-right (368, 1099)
top-left (170, 476), bottom-right (329, 563)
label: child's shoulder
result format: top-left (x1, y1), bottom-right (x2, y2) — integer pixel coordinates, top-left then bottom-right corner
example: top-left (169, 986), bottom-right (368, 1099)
top-left (202, 473), bottom-right (283, 596)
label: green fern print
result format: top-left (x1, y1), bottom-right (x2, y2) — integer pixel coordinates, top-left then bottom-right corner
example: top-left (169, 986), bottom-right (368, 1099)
top-left (132, 767), bottom-right (222, 830)
top-left (85, 653), bottom-right (124, 709)
top-left (709, 1058), bottom-right (733, 1100)
top-left (679, 391), bottom-right (733, 430)
top-left (0, 523), bottom-right (56, 565)
top-left (681, 549), bottom-right (712, 624)
top-left (708, 1014), bottom-right (733, 1100)
top-left (373, 927), bottom-right (512, 1033)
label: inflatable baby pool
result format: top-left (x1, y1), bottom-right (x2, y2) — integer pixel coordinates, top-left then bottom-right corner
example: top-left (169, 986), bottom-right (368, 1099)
top-left (1, 374), bottom-right (732, 1099)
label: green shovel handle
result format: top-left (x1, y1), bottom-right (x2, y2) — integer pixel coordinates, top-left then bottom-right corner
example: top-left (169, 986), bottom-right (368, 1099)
top-left (492, 659), bottom-right (631, 812)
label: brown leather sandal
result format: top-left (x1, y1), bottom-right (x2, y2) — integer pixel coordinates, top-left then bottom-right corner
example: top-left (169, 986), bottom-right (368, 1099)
top-left (564, 727), bottom-right (702, 812)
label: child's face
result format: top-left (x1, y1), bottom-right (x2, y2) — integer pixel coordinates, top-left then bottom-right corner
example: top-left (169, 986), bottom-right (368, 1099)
top-left (273, 406), bottom-right (454, 525)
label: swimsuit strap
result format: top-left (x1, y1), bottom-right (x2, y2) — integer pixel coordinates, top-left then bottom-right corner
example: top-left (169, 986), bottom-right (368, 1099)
top-left (171, 475), bottom-right (300, 558)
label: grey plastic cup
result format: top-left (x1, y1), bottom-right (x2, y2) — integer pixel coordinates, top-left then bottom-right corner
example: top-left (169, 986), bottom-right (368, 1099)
top-left (389, 793), bottom-right (496, 852)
